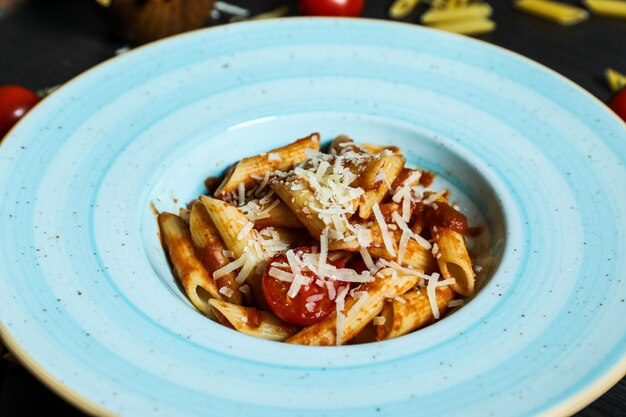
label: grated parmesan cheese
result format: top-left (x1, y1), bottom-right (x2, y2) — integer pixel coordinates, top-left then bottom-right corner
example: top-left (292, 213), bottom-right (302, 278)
top-left (213, 255), bottom-right (247, 279)
top-left (394, 296), bottom-right (406, 304)
top-left (335, 286), bottom-right (350, 346)
top-left (235, 255), bottom-right (256, 284)
top-left (359, 248), bottom-right (375, 270)
top-left (219, 287), bottom-right (234, 298)
top-left (373, 316), bottom-right (386, 326)
top-left (448, 299), bottom-right (464, 308)
top-left (318, 228), bottom-right (329, 278)
top-left (424, 189), bottom-right (447, 205)
top-left (268, 267), bottom-right (295, 282)
top-left (373, 203), bottom-right (396, 257)
top-left (237, 221), bottom-right (254, 241)
top-left (268, 152), bottom-right (281, 162)
top-left (427, 272), bottom-right (441, 319)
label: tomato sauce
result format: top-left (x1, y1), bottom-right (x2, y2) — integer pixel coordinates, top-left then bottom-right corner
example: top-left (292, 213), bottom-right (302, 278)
top-left (424, 202), bottom-right (468, 234)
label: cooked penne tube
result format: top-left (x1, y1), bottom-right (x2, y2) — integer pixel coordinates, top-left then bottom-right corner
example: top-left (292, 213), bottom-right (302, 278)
top-left (380, 286), bottom-right (454, 339)
top-left (328, 134), bottom-right (362, 155)
top-left (271, 178), bottom-right (332, 239)
top-left (209, 299), bottom-right (300, 341)
top-left (158, 212), bottom-right (223, 317)
top-left (513, 0), bottom-right (589, 25)
top-left (369, 238), bottom-right (436, 273)
top-left (421, 3), bottom-right (492, 23)
top-left (329, 224), bottom-right (435, 273)
top-left (200, 196), bottom-right (262, 260)
top-left (357, 154), bottom-right (405, 219)
top-left (285, 270), bottom-right (420, 345)
top-left (200, 196), bottom-right (268, 307)
top-left (433, 228), bottom-right (475, 296)
top-left (253, 199), bottom-right (304, 229)
top-left (159, 133), bottom-right (480, 344)
top-left (189, 202), bottom-right (243, 304)
top-left (214, 133), bottom-right (320, 199)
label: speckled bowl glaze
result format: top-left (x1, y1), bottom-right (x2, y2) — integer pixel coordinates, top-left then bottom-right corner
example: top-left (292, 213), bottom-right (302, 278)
top-left (0, 18), bottom-right (625, 417)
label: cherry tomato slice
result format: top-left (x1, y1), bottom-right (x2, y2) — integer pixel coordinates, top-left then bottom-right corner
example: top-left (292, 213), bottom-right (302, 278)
top-left (609, 89), bottom-right (626, 123)
top-left (298, 0), bottom-right (364, 17)
top-left (0, 85), bottom-right (40, 139)
top-left (262, 247), bottom-right (344, 326)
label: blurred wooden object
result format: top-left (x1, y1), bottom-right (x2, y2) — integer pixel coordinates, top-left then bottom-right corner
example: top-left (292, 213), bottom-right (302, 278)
top-left (95, 0), bottom-right (215, 44)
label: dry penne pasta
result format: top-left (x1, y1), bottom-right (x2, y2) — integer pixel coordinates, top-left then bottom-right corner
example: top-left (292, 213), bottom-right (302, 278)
top-left (158, 212), bottom-right (222, 317)
top-left (427, 17), bottom-right (496, 35)
top-left (389, 0), bottom-right (421, 19)
top-left (214, 133), bottom-right (320, 199)
top-left (158, 133), bottom-right (481, 345)
top-left (209, 300), bottom-right (299, 341)
top-left (513, 0), bottom-right (589, 25)
top-left (584, 0), bottom-right (626, 18)
top-left (421, 3), bottom-right (492, 23)
top-left (285, 270), bottom-right (420, 345)
top-left (606, 68), bottom-right (626, 93)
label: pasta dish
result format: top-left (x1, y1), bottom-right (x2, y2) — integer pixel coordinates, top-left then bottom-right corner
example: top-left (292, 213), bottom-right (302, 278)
top-left (157, 133), bottom-right (477, 345)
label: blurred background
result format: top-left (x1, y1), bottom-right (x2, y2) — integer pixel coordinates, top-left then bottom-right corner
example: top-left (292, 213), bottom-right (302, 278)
top-left (0, 0), bottom-right (625, 416)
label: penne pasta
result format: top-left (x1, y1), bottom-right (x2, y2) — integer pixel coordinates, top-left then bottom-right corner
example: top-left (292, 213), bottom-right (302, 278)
top-left (583, 0), bottom-right (626, 18)
top-left (159, 133), bottom-right (480, 344)
top-left (158, 212), bottom-right (223, 318)
top-left (605, 68), bottom-right (626, 93)
top-left (200, 196), bottom-right (268, 308)
top-left (271, 178), bottom-right (336, 239)
top-left (209, 299), bottom-right (300, 341)
top-left (200, 196), bottom-right (262, 260)
top-left (286, 270), bottom-right (420, 345)
top-left (214, 133), bottom-right (320, 199)
top-left (379, 286), bottom-right (454, 339)
top-left (357, 154), bottom-right (405, 219)
top-left (427, 17), bottom-right (496, 35)
top-left (253, 199), bottom-right (305, 229)
top-left (189, 202), bottom-right (243, 304)
top-left (513, 0), bottom-right (589, 25)
top-left (421, 3), bottom-right (492, 23)
top-left (433, 228), bottom-right (475, 296)
top-left (389, 0), bottom-right (421, 19)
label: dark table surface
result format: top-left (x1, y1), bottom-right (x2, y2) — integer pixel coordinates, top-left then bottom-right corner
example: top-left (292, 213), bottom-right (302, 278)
top-left (0, 0), bottom-right (625, 416)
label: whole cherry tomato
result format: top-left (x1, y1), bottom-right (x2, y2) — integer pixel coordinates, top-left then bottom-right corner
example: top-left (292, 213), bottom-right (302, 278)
top-left (262, 247), bottom-right (345, 326)
top-left (299, 0), bottom-right (364, 17)
top-left (0, 85), bottom-right (40, 139)
top-left (609, 89), bottom-right (626, 122)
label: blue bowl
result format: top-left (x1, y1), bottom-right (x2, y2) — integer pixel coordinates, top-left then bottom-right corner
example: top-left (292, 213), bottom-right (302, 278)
top-left (0, 18), bottom-right (625, 417)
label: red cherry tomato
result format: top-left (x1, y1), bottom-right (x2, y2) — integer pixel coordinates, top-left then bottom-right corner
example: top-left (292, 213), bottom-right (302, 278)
top-left (262, 247), bottom-right (345, 326)
top-left (0, 85), bottom-right (40, 139)
top-left (299, 0), bottom-right (364, 17)
top-left (609, 89), bottom-right (626, 122)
